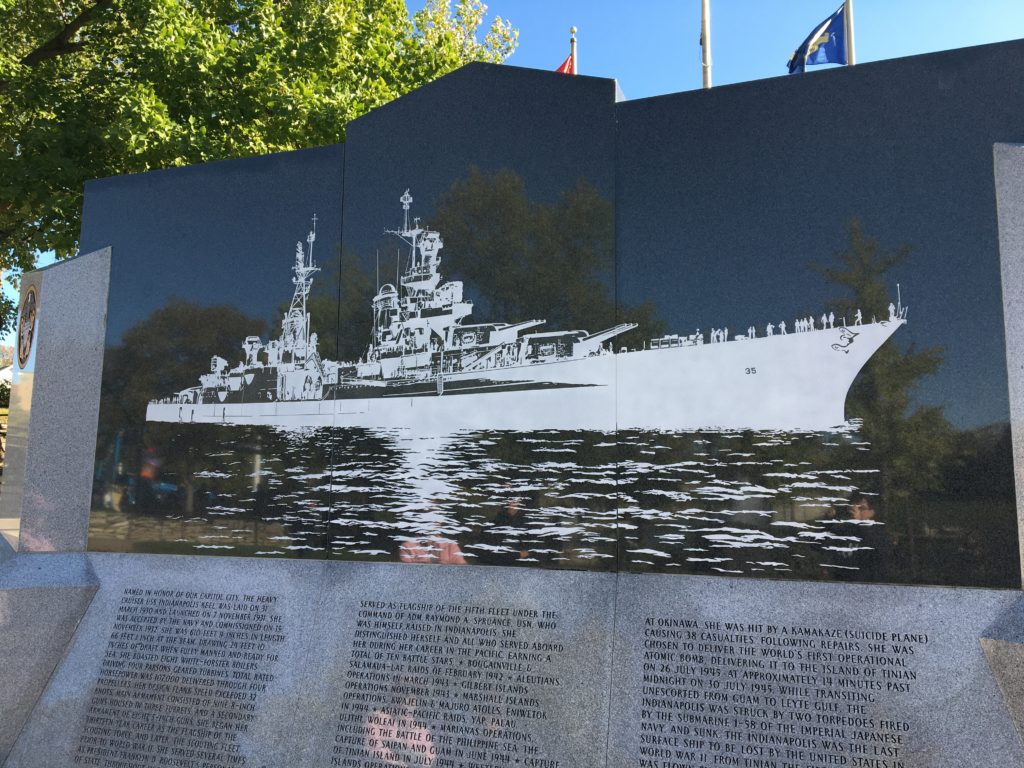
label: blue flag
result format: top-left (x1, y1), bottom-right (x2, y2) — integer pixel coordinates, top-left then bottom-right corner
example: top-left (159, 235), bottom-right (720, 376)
top-left (787, 5), bottom-right (847, 74)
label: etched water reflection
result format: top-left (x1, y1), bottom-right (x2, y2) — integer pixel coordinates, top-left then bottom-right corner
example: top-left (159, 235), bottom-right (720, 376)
top-left (90, 422), bottom-right (946, 583)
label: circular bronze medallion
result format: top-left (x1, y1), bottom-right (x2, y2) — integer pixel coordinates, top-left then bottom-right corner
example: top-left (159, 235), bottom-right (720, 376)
top-left (17, 285), bottom-right (38, 369)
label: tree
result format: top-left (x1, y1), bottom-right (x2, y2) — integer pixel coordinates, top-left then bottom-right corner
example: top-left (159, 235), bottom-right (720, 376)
top-left (0, 0), bottom-right (517, 333)
top-left (819, 221), bottom-right (1024, 586)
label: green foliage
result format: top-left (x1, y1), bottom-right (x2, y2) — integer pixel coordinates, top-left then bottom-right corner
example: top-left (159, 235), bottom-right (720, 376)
top-left (0, 0), bottom-right (517, 333)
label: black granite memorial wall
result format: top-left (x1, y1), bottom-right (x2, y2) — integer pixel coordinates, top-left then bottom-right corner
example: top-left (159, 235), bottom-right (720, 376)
top-left (614, 43), bottom-right (1024, 587)
top-left (84, 46), bottom-right (1024, 589)
top-left (6, 38), bottom-right (1024, 768)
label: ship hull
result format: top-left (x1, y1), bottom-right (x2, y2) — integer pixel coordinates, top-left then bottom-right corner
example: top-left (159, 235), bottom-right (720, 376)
top-left (146, 320), bottom-right (903, 432)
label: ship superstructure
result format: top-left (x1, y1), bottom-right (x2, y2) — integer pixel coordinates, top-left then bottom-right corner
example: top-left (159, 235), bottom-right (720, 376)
top-left (178, 216), bottom-right (336, 406)
top-left (147, 190), bottom-right (907, 432)
top-left (353, 190), bottom-right (634, 387)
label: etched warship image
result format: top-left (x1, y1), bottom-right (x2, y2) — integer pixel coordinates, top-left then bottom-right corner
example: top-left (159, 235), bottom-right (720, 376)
top-left (146, 190), bottom-right (907, 432)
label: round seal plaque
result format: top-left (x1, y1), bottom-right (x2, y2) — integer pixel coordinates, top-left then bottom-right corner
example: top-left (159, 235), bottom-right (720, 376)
top-left (17, 285), bottom-right (38, 369)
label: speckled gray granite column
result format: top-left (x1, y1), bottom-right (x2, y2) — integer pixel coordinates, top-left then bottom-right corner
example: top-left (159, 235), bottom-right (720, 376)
top-left (983, 140), bottom-right (1024, 755)
top-left (995, 143), bottom-right (1024, 584)
top-left (0, 250), bottom-right (109, 763)
top-left (0, 554), bottom-right (98, 764)
top-left (0, 268), bottom-right (44, 553)
top-left (0, 248), bottom-right (110, 553)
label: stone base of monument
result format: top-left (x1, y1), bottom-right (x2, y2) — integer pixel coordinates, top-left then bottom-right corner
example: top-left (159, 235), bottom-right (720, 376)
top-left (610, 575), bottom-right (1024, 767)
top-left (6, 555), bottom-right (615, 768)
top-left (2, 556), bottom-right (1024, 767)
top-left (0, 554), bottom-right (98, 763)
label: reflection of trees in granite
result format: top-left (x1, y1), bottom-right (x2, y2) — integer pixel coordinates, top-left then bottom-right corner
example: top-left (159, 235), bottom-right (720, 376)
top-left (431, 167), bottom-right (664, 350)
top-left (334, 249), bottom-right (375, 364)
top-left (820, 219), bottom-right (951, 499)
top-left (94, 301), bottom-right (268, 527)
top-left (98, 301), bottom-right (267, 441)
top-left (87, 199), bottom-right (1019, 586)
top-left (818, 219), bottom-right (1017, 586)
top-left (335, 167), bottom-right (662, 365)
top-left (93, 302), bottom-right (324, 556)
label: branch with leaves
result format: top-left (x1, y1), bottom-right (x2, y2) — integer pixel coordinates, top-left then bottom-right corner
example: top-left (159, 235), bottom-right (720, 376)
top-left (0, 0), bottom-right (517, 334)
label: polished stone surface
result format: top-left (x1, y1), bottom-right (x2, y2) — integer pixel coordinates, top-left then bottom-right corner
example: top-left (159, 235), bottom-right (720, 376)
top-left (7, 554), bottom-right (614, 768)
top-left (608, 573), bottom-right (1024, 767)
top-left (8, 554), bottom-right (1024, 768)
top-left (83, 147), bottom-right (343, 559)
top-left (69, 47), bottom-right (1024, 588)
top-left (0, 270), bottom-right (43, 547)
top-left (7, 45), bottom-right (1024, 768)
top-left (980, 593), bottom-right (1024, 744)
top-left (981, 638), bottom-right (1024, 748)
top-left (614, 41), bottom-right (1024, 585)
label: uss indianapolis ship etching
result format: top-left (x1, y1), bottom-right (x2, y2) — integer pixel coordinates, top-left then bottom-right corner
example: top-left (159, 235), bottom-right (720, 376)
top-left (146, 190), bottom-right (907, 432)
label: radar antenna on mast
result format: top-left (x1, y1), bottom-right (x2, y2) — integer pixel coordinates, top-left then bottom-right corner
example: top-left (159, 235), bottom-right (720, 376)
top-left (400, 190), bottom-right (412, 232)
top-left (307, 213), bottom-right (317, 266)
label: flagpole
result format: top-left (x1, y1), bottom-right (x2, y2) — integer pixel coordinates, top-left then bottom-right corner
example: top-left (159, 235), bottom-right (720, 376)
top-left (570, 26), bottom-right (578, 75)
top-left (701, 0), bottom-right (712, 89)
top-left (845, 0), bottom-right (856, 65)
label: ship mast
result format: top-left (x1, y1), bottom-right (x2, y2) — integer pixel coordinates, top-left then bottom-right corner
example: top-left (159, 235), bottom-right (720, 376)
top-left (385, 189), bottom-right (420, 282)
top-left (288, 214), bottom-right (320, 354)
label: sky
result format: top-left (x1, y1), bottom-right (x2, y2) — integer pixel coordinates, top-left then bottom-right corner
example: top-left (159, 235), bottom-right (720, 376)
top-left (8, 1), bottom-right (1024, 345)
top-left (418, 0), bottom-right (1024, 99)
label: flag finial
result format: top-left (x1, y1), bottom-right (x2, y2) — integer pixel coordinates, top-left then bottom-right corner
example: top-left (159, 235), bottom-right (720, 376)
top-left (555, 26), bottom-right (578, 75)
top-left (570, 26), bottom-right (577, 74)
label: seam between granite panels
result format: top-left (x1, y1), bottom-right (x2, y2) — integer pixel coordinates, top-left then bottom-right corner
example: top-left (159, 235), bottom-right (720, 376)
top-left (601, 569), bottom-right (623, 768)
top-left (327, 145), bottom-right (346, 559)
